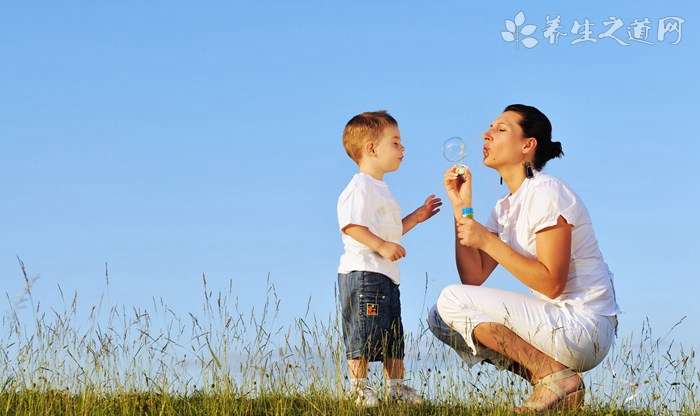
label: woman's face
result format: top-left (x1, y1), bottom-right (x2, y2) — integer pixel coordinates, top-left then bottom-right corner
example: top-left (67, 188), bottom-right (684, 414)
top-left (482, 111), bottom-right (535, 169)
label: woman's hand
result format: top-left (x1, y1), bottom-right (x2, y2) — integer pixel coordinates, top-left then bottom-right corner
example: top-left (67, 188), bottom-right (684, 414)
top-left (443, 165), bottom-right (473, 214)
top-left (456, 216), bottom-right (490, 249)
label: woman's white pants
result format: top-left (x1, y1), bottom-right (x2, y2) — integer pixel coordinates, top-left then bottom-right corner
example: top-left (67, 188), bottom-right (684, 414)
top-left (428, 284), bottom-right (617, 371)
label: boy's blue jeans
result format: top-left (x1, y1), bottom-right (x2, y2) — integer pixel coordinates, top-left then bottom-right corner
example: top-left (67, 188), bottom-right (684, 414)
top-left (337, 271), bottom-right (404, 362)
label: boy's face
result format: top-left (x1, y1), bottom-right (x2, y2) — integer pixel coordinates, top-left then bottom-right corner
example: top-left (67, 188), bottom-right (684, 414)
top-left (371, 126), bottom-right (405, 173)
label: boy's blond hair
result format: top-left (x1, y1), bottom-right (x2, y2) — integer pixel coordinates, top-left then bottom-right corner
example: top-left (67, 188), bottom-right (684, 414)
top-left (342, 110), bottom-right (398, 164)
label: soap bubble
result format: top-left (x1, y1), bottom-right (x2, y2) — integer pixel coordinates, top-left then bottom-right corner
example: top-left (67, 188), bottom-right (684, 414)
top-left (443, 137), bottom-right (465, 162)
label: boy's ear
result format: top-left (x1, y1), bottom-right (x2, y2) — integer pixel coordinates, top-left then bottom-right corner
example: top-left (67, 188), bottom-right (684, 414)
top-left (364, 141), bottom-right (376, 157)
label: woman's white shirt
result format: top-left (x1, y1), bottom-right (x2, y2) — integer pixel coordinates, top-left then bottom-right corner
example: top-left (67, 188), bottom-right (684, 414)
top-left (485, 169), bottom-right (621, 317)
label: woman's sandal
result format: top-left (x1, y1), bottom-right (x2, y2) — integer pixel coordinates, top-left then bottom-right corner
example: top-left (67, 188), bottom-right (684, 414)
top-left (515, 368), bottom-right (585, 413)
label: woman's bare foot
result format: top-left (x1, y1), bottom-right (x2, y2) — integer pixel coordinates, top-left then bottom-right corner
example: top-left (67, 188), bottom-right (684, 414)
top-left (514, 370), bottom-right (583, 413)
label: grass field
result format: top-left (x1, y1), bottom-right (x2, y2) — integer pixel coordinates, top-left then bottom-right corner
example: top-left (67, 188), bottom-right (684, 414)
top-left (1, 261), bottom-right (697, 415)
top-left (0, 391), bottom-right (667, 415)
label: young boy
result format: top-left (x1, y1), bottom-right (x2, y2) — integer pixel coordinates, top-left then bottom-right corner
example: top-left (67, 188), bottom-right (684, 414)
top-left (337, 110), bottom-right (442, 406)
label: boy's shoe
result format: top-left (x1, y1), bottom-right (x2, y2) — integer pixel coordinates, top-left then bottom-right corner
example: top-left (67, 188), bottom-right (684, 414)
top-left (352, 386), bottom-right (380, 408)
top-left (389, 383), bottom-right (424, 404)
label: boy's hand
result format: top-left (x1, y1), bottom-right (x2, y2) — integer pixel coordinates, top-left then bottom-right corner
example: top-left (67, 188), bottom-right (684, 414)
top-left (412, 194), bottom-right (442, 223)
top-left (377, 241), bottom-right (406, 261)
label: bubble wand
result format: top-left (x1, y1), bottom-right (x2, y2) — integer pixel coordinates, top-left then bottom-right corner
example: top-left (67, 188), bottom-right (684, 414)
top-left (442, 137), bottom-right (473, 219)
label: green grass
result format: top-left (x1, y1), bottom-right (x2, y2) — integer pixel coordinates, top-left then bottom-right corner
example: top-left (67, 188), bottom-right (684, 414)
top-left (0, 390), bottom-right (665, 415)
top-left (1, 259), bottom-right (698, 415)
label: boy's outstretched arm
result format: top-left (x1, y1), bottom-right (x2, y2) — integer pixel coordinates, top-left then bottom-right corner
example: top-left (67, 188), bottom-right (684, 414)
top-left (402, 194), bottom-right (442, 235)
top-left (343, 225), bottom-right (406, 261)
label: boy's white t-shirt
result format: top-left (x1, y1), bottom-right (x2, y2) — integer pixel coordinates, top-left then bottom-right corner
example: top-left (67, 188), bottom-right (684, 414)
top-left (484, 169), bottom-right (621, 317)
top-left (337, 172), bottom-right (402, 284)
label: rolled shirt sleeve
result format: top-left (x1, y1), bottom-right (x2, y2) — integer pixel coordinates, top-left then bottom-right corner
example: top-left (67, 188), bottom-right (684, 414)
top-left (527, 181), bottom-right (580, 234)
top-left (337, 182), bottom-right (372, 232)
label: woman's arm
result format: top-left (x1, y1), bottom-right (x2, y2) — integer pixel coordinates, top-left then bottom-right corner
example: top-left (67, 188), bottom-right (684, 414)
top-left (454, 219), bottom-right (499, 285)
top-left (443, 166), bottom-right (498, 284)
top-left (476, 215), bottom-right (572, 298)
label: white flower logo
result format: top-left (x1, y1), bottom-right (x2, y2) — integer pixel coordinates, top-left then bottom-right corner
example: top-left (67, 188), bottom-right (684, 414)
top-left (501, 11), bottom-right (538, 48)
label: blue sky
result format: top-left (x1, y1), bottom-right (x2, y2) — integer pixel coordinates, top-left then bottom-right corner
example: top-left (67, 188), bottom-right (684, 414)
top-left (2, 1), bottom-right (699, 349)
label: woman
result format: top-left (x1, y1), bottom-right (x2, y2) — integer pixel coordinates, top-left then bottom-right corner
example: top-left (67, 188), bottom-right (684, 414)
top-left (428, 104), bottom-right (620, 412)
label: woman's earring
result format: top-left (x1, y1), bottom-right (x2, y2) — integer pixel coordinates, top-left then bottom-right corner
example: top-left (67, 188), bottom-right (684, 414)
top-left (524, 162), bottom-right (534, 179)
top-left (500, 177), bottom-right (503, 185)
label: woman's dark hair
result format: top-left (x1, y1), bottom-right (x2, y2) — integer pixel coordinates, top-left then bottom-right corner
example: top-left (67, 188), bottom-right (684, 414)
top-left (504, 104), bottom-right (564, 170)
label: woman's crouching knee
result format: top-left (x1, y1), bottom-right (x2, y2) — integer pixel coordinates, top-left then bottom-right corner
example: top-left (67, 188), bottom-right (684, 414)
top-left (427, 305), bottom-right (444, 335)
top-left (427, 304), bottom-right (470, 352)
top-left (435, 284), bottom-right (467, 323)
